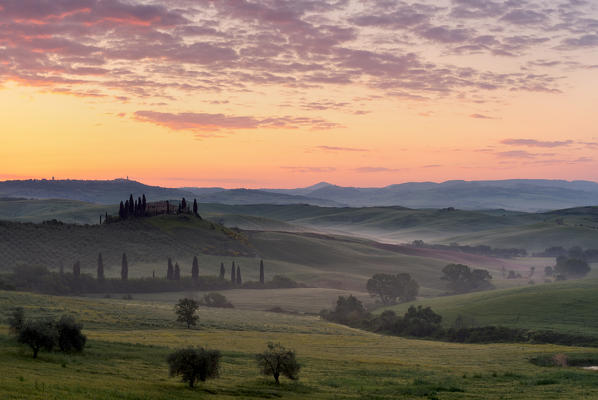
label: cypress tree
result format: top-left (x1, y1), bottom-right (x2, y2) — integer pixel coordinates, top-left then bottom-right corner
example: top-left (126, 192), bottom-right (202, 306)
top-left (124, 200), bottom-right (129, 218)
top-left (260, 259), bottom-right (265, 284)
top-left (97, 253), bottom-right (105, 281)
top-left (105, 211), bottom-right (108, 224)
top-left (219, 262), bottom-right (225, 279)
top-left (166, 201), bottom-right (170, 214)
top-left (181, 198), bottom-right (187, 211)
top-left (174, 263), bottom-right (181, 280)
top-left (73, 261), bottom-right (80, 278)
top-left (167, 258), bottom-right (174, 280)
top-left (191, 256), bottom-right (199, 281)
top-left (142, 194), bottom-right (147, 214)
top-left (236, 266), bottom-right (242, 285)
top-left (121, 253), bottom-right (128, 280)
top-left (129, 194), bottom-right (134, 214)
top-left (231, 261), bottom-right (236, 283)
top-left (119, 201), bottom-right (124, 219)
top-left (193, 199), bottom-right (198, 216)
top-left (137, 197), bottom-right (142, 216)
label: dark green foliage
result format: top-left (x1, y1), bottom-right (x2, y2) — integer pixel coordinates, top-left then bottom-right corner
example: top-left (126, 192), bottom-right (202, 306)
top-left (174, 263), bottom-right (180, 281)
top-left (175, 298), bottom-right (199, 328)
top-left (236, 266), bottom-right (242, 285)
top-left (56, 315), bottom-right (86, 353)
top-left (191, 256), bottom-right (199, 281)
top-left (18, 319), bottom-right (56, 358)
top-left (193, 199), bottom-right (198, 216)
top-left (167, 258), bottom-right (174, 280)
top-left (256, 342), bottom-right (300, 384)
top-left (219, 262), bottom-right (225, 279)
top-left (320, 295), bottom-right (368, 326)
top-left (259, 259), bottom-right (264, 284)
top-left (366, 273), bottom-right (419, 305)
top-left (73, 261), bottom-right (81, 278)
top-left (200, 292), bottom-right (234, 308)
top-left (441, 264), bottom-right (493, 293)
top-left (121, 253), bottom-right (128, 281)
top-left (167, 347), bottom-right (221, 388)
top-left (97, 253), bottom-right (104, 281)
top-left (555, 256), bottom-right (590, 279)
top-left (231, 261), bottom-right (236, 283)
top-left (8, 307), bottom-right (24, 335)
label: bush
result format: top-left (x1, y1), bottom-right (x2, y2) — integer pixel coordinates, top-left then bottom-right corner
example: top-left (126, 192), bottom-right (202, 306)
top-left (200, 292), bottom-right (233, 308)
top-left (56, 315), bottom-right (86, 353)
top-left (167, 348), bottom-right (221, 388)
top-left (256, 343), bottom-right (300, 384)
top-left (175, 298), bottom-right (200, 328)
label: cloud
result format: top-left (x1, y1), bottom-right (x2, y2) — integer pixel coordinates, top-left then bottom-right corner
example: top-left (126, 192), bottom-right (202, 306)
top-left (314, 145), bottom-right (368, 152)
top-left (354, 167), bottom-right (402, 173)
top-left (470, 113), bottom-right (497, 119)
top-left (496, 150), bottom-right (555, 159)
top-left (134, 110), bottom-right (340, 131)
top-left (501, 138), bottom-right (574, 148)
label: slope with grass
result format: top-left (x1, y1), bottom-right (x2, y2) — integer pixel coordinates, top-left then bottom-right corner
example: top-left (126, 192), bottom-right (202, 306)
top-left (0, 198), bottom-right (116, 224)
top-left (1, 290), bottom-right (598, 399)
top-left (380, 279), bottom-right (598, 336)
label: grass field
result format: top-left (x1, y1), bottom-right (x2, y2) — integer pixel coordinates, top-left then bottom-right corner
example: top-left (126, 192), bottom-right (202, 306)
top-left (2, 290), bottom-right (598, 399)
top-left (380, 278), bottom-right (598, 337)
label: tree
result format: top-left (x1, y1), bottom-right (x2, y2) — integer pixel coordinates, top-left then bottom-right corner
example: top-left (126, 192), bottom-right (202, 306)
top-left (200, 292), bottom-right (233, 308)
top-left (56, 315), bottom-right (86, 353)
top-left (8, 307), bottom-right (25, 335)
top-left (441, 264), bottom-right (493, 293)
top-left (174, 263), bottom-right (181, 280)
top-left (366, 273), bottom-right (419, 305)
top-left (119, 201), bottom-right (125, 219)
top-left (181, 197), bottom-right (187, 211)
top-left (231, 262), bottom-right (236, 283)
top-left (320, 295), bottom-right (369, 326)
top-left (219, 262), bottom-right (225, 279)
top-left (192, 256), bottom-right (199, 281)
top-left (18, 319), bottom-right (56, 358)
top-left (167, 258), bottom-right (174, 280)
top-left (129, 194), bottom-right (134, 214)
top-left (175, 298), bottom-right (199, 328)
top-left (142, 194), bottom-right (147, 214)
top-left (260, 260), bottom-right (265, 284)
top-left (97, 253), bottom-right (105, 281)
top-left (555, 256), bottom-right (590, 279)
top-left (256, 343), bottom-right (300, 384)
top-left (73, 261), bottom-right (80, 278)
top-left (193, 199), bottom-right (198, 216)
top-left (121, 253), bottom-right (128, 280)
top-left (236, 266), bottom-right (242, 285)
top-left (167, 348), bottom-right (221, 388)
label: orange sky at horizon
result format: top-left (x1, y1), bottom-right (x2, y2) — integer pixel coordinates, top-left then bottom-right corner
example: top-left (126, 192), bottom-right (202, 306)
top-left (1, 0), bottom-right (597, 188)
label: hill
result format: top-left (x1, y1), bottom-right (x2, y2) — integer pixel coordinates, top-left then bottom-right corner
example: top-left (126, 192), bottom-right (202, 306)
top-left (0, 198), bottom-right (116, 224)
top-left (381, 279), bottom-right (598, 336)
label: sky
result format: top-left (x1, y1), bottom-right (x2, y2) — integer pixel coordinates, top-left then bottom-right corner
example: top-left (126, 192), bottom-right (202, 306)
top-left (1, 0), bottom-right (597, 188)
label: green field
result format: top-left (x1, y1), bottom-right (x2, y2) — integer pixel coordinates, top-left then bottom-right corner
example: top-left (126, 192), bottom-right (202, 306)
top-left (381, 278), bottom-right (598, 336)
top-left (2, 290), bottom-right (598, 399)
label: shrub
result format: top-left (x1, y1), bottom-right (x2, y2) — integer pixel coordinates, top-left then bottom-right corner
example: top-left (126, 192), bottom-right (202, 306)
top-left (56, 315), bottom-right (86, 353)
top-left (175, 298), bottom-right (200, 328)
top-left (18, 319), bottom-right (57, 358)
top-left (200, 292), bottom-right (233, 308)
top-left (167, 348), bottom-right (221, 388)
top-left (256, 343), bottom-right (300, 384)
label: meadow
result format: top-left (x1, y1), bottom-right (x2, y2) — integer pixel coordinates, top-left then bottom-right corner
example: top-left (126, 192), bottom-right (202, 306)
top-left (2, 290), bottom-right (598, 399)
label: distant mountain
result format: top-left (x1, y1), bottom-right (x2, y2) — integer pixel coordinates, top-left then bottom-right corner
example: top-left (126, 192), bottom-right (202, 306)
top-left (260, 179), bottom-right (598, 211)
top-left (2, 178), bottom-right (597, 211)
top-left (0, 179), bottom-right (194, 204)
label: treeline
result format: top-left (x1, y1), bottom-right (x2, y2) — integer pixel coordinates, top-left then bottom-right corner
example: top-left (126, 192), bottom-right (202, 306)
top-left (533, 245), bottom-right (598, 262)
top-left (1, 258), bottom-right (302, 295)
top-left (320, 295), bottom-right (598, 347)
top-left (411, 240), bottom-right (527, 258)
top-left (101, 194), bottom-right (202, 223)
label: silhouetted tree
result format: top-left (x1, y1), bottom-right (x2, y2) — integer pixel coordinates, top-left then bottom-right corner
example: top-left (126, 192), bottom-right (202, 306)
top-left (192, 256), bottom-right (199, 281)
top-left (260, 260), bottom-right (265, 284)
top-left (236, 266), bottom-right (242, 285)
top-left (129, 194), bottom-right (134, 214)
top-left (366, 273), bottom-right (419, 305)
top-left (174, 263), bottom-right (181, 280)
top-left (121, 253), bottom-right (128, 280)
top-left (219, 263), bottom-right (225, 279)
top-left (119, 201), bottom-right (125, 219)
top-left (73, 261), bottom-right (81, 278)
top-left (167, 348), bottom-right (220, 388)
top-left (167, 258), bottom-right (174, 280)
top-left (142, 194), bottom-right (147, 214)
top-left (97, 253), bottom-right (105, 281)
top-left (18, 319), bottom-right (56, 358)
top-left (175, 298), bottom-right (199, 328)
top-left (193, 199), bottom-right (198, 216)
top-left (182, 198), bottom-right (187, 211)
top-left (231, 262), bottom-right (236, 283)
top-left (200, 292), bottom-right (234, 308)
top-left (256, 343), bottom-right (300, 384)
top-left (166, 201), bottom-right (170, 214)
top-left (441, 264), bottom-right (493, 293)
top-left (56, 315), bottom-right (86, 353)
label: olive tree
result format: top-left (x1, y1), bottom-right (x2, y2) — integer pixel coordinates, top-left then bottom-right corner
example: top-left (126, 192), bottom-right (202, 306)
top-left (256, 342), bottom-right (300, 384)
top-left (167, 347), bottom-right (221, 388)
top-left (175, 298), bottom-right (200, 328)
